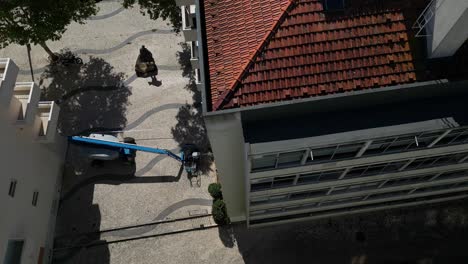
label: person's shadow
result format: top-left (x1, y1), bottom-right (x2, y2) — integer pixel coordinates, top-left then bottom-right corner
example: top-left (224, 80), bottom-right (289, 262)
top-left (148, 76), bottom-right (162, 87)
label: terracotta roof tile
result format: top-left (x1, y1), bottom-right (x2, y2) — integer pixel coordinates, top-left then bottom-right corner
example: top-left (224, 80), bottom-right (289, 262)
top-left (205, 0), bottom-right (421, 110)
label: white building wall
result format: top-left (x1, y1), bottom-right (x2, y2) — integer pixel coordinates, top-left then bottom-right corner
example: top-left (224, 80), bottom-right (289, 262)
top-left (204, 112), bottom-right (247, 221)
top-left (426, 0), bottom-right (468, 58)
top-left (0, 59), bottom-right (66, 264)
top-left (0, 119), bottom-right (66, 264)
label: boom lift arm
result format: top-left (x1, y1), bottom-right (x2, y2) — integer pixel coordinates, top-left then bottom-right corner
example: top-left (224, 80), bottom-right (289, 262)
top-left (69, 135), bottom-right (199, 174)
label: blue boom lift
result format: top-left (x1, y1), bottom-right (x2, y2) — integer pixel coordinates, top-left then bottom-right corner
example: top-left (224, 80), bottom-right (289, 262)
top-left (70, 134), bottom-right (200, 174)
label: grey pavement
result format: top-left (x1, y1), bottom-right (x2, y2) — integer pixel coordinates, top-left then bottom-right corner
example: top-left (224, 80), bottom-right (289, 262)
top-left (7, 2), bottom-right (468, 264)
top-left (1, 2), bottom-right (216, 263)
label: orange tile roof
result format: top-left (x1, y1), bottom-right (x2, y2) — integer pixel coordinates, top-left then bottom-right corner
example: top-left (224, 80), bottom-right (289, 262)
top-left (205, 0), bottom-right (419, 110)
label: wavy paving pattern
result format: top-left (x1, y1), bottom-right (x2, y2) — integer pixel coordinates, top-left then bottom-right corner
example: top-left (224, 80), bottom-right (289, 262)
top-left (108, 198), bottom-right (213, 237)
top-left (88, 7), bottom-right (125, 20)
top-left (135, 148), bottom-right (180, 176)
top-left (75, 29), bottom-right (173, 55)
top-left (19, 64), bottom-right (179, 79)
top-left (126, 103), bottom-right (184, 130)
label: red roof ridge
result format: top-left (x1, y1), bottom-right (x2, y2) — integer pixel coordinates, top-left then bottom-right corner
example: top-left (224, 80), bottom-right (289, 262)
top-left (212, 0), bottom-right (297, 111)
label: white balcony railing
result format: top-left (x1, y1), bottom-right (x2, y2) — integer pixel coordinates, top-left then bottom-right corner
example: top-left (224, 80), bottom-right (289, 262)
top-left (34, 101), bottom-right (60, 143)
top-left (12, 82), bottom-right (40, 126)
top-left (0, 58), bottom-right (19, 108)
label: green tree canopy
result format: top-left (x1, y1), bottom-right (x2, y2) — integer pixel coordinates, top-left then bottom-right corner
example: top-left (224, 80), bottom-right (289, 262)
top-left (122, 0), bottom-right (181, 32)
top-left (0, 0), bottom-right (98, 59)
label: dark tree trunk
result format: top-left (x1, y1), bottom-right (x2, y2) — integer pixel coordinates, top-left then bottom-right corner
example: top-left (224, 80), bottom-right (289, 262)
top-left (39, 42), bottom-right (58, 61)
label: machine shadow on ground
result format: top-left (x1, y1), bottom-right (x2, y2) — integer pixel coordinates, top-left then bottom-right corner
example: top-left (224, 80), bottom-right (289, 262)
top-left (172, 43), bottom-right (212, 174)
top-left (220, 199), bottom-right (468, 264)
top-left (39, 49), bottom-right (132, 136)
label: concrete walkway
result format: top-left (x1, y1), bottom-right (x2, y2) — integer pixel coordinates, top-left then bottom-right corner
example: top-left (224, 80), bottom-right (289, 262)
top-left (1, 3), bottom-right (216, 263)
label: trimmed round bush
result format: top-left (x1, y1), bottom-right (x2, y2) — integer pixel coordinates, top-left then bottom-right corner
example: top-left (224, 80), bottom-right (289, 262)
top-left (212, 199), bottom-right (229, 225)
top-left (208, 183), bottom-right (223, 200)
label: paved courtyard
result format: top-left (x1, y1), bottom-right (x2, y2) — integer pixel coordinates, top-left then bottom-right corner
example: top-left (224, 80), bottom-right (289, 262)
top-left (1, 1), bottom-right (216, 262)
top-left (3, 1), bottom-right (468, 264)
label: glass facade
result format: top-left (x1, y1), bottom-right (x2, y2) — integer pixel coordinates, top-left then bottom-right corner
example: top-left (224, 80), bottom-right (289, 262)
top-left (251, 152), bottom-right (468, 192)
top-left (248, 126), bottom-right (468, 226)
top-left (249, 191), bottom-right (468, 225)
top-left (250, 126), bottom-right (468, 173)
top-left (249, 167), bottom-right (468, 222)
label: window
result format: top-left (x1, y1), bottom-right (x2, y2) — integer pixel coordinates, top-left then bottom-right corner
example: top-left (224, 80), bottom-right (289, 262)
top-left (277, 151), bottom-right (304, 167)
top-left (290, 191), bottom-right (310, 200)
top-left (332, 143), bottom-right (363, 160)
top-left (436, 128), bottom-right (468, 146)
top-left (266, 208), bottom-right (284, 214)
top-left (346, 166), bottom-right (368, 178)
top-left (250, 210), bottom-right (266, 216)
top-left (251, 155), bottom-right (276, 171)
top-left (414, 183), bottom-right (455, 193)
top-left (407, 152), bottom-right (467, 170)
top-left (320, 196), bottom-right (364, 207)
top-left (385, 175), bottom-right (433, 187)
top-left (415, 132), bottom-right (443, 147)
top-left (269, 194), bottom-right (289, 202)
top-left (364, 138), bottom-right (395, 156)
top-left (386, 135), bottom-right (417, 152)
top-left (368, 190), bottom-right (409, 200)
top-left (297, 169), bottom-right (343, 185)
top-left (362, 164), bottom-right (387, 176)
top-left (250, 196), bottom-right (268, 205)
top-left (332, 181), bottom-right (381, 194)
top-left (290, 189), bottom-right (328, 200)
top-left (8, 180), bottom-right (17, 197)
top-left (251, 178), bottom-right (273, 191)
top-left (320, 170), bottom-right (343, 181)
top-left (297, 172), bottom-right (321, 184)
top-left (32, 191), bottom-right (39, 206)
top-left (272, 175), bottom-right (296, 188)
top-left (382, 161), bottom-right (407, 173)
top-left (310, 146), bottom-right (336, 162)
top-left (3, 239), bottom-right (24, 264)
top-left (437, 170), bottom-right (468, 181)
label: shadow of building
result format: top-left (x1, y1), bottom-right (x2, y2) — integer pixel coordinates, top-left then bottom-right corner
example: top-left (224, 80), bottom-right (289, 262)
top-left (52, 164), bottom-right (110, 263)
top-left (227, 199), bottom-right (468, 264)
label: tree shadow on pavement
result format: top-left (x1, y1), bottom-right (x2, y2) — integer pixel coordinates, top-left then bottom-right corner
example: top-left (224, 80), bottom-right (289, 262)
top-left (40, 49), bottom-right (131, 136)
top-left (176, 42), bottom-right (202, 106)
top-left (176, 42), bottom-right (192, 79)
top-left (171, 104), bottom-right (212, 174)
top-left (172, 43), bottom-right (212, 174)
top-left (229, 199), bottom-right (468, 264)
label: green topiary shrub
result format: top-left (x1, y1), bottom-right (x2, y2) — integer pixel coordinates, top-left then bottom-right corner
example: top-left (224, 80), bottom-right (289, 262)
top-left (208, 183), bottom-right (223, 200)
top-left (212, 199), bottom-right (229, 225)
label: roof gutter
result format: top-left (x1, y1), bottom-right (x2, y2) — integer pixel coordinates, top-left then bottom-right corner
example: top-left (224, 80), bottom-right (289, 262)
top-left (203, 79), bottom-right (456, 117)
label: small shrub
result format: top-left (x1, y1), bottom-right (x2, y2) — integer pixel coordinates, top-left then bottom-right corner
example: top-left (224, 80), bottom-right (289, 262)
top-left (212, 199), bottom-right (229, 225)
top-left (208, 183), bottom-right (223, 200)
